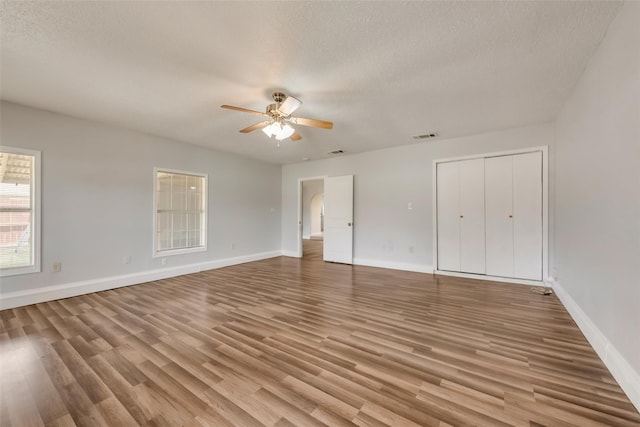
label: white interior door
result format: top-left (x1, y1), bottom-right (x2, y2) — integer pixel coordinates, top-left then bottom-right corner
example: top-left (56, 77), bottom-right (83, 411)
top-left (436, 162), bottom-right (460, 271)
top-left (485, 155), bottom-right (514, 277)
top-left (323, 175), bottom-right (353, 264)
top-left (459, 158), bottom-right (485, 274)
top-left (513, 152), bottom-right (542, 280)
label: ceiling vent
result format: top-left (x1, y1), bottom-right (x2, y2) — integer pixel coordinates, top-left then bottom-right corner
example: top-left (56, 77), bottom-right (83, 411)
top-left (328, 149), bottom-right (345, 155)
top-left (412, 132), bottom-right (439, 140)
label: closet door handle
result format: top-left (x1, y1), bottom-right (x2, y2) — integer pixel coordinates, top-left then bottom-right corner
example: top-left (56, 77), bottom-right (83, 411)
top-left (509, 215), bottom-right (513, 218)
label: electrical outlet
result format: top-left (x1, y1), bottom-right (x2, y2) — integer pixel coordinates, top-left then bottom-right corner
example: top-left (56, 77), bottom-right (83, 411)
top-left (52, 262), bottom-right (62, 273)
top-left (161, 258), bottom-right (167, 266)
top-left (231, 243), bottom-right (235, 250)
top-left (409, 246), bottom-right (414, 254)
top-left (123, 255), bottom-right (131, 265)
top-left (407, 202), bottom-right (413, 210)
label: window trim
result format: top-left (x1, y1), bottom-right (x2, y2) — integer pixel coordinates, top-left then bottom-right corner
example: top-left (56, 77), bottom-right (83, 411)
top-left (152, 167), bottom-right (208, 258)
top-left (0, 146), bottom-right (41, 277)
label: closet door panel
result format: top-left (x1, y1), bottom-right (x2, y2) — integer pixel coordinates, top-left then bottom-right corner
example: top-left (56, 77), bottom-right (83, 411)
top-left (513, 152), bottom-right (543, 280)
top-left (436, 162), bottom-right (460, 271)
top-left (485, 156), bottom-right (514, 277)
top-left (459, 158), bottom-right (485, 274)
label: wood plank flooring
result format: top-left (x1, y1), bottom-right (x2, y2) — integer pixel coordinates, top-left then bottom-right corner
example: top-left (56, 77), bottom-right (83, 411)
top-left (303, 239), bottom-right (323, 260)
top-left (1, 252), bottom-right (639, 426)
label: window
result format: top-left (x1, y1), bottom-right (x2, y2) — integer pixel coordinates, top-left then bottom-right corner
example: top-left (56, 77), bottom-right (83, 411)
top-left (154, 169), bottom-right (207, 256)
top-left (0, 146), bottom-right (41, 277)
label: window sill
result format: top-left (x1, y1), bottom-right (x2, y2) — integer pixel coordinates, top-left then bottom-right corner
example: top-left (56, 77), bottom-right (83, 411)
top-left (0, 265), bottom-right (41, 278)
top-left (153, 246), bottom-right (207, 258)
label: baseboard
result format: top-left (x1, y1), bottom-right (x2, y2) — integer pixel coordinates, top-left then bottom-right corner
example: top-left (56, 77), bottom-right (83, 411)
top-left (0, 250), bottom-right (282, 310)
top-left (281, 250), bottom-right (300, 258)
top-left (434, 270), bottom-right (544, 286)
top-left (552, 280), bottom-right (640, 412)
top-left (353, 258), bottom-right (433, 274)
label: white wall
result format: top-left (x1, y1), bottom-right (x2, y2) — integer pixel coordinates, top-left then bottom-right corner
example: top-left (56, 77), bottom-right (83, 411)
top-left (0, 102), bottom-right (282, 307)
top-left (554, 1), bottom-right (640, 409)
top-left (282, 123), bottom-right (554, 270)
top-left (310, 194), bottom-right (323, 236)
top-left (301, 179), bottom-right (323, 238)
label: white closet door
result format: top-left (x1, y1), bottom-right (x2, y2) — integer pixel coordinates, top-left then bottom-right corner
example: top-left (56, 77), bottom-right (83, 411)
top-left (436, 162), bottom-right (460, 271)
top-left (513, 152), bottom-right (542, 280)
top-left (459, 159), bottom-right (485, 274)
top-left (485, 156), bottom-right (514, 277)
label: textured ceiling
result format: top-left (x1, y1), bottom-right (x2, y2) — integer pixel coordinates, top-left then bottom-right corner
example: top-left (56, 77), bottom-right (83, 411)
top-left (0, 1), bottom-right (622, 164)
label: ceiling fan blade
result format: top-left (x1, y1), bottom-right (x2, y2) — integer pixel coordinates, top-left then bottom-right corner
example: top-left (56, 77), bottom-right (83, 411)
top-left (239, 121), bottom-right (271, 133)
top-left (291, 131), bottom-right (302, 141)
top-left (278, 96), bottom-right (302, 116)
top-left (290, 117), bottom-right (333, 129)
top-left (221, 105), bottom-right (268, 117)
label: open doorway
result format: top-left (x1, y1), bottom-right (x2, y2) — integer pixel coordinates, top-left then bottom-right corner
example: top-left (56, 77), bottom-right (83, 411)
top-left (300, 178), bottom-right (324, 259)
top-left (309, 193), bottom-right (324, 239)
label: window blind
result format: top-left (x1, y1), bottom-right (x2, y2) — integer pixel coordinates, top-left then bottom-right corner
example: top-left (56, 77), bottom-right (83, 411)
top-left (155, 170), bottom-right (206, 253)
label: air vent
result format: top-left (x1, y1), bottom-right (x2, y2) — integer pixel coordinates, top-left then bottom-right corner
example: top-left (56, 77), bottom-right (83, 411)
top-left (412, 132), bottom-right (439, 140)
top-left (328, 149), bottom-right (345, 155)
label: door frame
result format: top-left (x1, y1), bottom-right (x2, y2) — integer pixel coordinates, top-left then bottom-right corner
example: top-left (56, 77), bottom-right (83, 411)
top-left (432, 146), bottom-right (549, 285)
top-left (296, 176), bottom-right (327, 258)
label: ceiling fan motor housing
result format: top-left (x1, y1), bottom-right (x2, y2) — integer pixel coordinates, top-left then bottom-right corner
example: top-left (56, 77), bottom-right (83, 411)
top-left (266, 103), bottom-right (278, 116)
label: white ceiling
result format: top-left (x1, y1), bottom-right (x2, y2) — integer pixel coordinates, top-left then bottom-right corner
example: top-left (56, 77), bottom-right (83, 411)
top-left (1, 1), bottom-right (622, 164)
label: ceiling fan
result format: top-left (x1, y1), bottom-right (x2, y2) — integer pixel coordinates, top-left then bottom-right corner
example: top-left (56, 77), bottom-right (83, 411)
top-left (221, 92), bottom-right (333, 143)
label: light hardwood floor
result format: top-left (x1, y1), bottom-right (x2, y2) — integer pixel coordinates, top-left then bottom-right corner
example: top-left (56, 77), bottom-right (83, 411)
top-left (303, 239), bottom-right (323, 260)
top-left (1, 249), bottom-right (639, 426)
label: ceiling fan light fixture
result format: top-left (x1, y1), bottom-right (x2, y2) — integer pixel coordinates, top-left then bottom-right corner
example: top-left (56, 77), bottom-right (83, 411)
top-left (262, 123), bottom-right (274, 138)
top-left (262, 121), bottom-right (295, 141)
top-left (276, 123), bottom-right (295, 140)
top-left (262, 121), bottom-right (282, 138)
